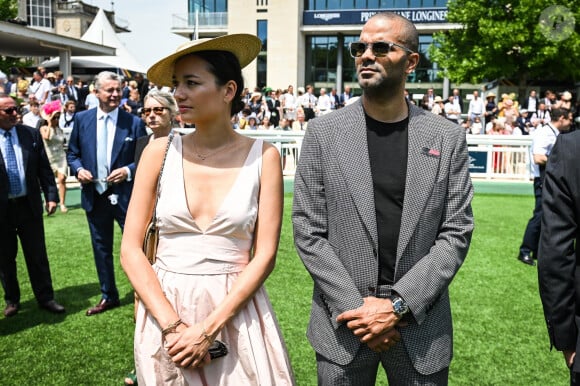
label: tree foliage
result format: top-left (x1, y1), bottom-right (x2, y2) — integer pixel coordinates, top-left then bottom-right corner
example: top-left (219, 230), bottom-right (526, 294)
top-left (0, 0), bottom-right (23, 77)
top-left (0, 0), bottom-right (17, 21)
top-left (430, 0), bottom-right (580, 87)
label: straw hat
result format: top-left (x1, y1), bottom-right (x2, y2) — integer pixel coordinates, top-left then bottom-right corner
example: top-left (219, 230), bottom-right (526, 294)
top-left (40, 100), bottom-right (62, 121)
top-left (486, 92), bottom-right (496, 98)
top-left (147, 34), bottom-right (262, 87)
top-left (434, 96), bottom-right (443, 103)
top-left (562, 91), bottom-right (572, 101)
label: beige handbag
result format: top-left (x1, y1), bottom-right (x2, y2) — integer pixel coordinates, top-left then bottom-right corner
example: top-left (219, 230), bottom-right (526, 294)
top-left (142, 132), bottom-right (174, 264)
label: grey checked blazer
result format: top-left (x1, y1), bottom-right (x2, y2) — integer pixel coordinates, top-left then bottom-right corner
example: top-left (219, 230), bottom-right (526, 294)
top-left (292, 100), bottom-right (474, 375)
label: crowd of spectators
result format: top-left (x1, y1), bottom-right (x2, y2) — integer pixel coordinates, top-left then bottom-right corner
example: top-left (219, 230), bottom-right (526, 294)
top-left (230, 84), bottom-right (357, 131)
top-left (418, 87), bottom-right (578, 135)
top-left (2, 67), bottom-right (577, 138)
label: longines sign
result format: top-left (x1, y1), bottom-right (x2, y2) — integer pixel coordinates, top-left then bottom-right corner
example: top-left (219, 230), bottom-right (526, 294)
top-left (304, 8), bottom-right (448, 25)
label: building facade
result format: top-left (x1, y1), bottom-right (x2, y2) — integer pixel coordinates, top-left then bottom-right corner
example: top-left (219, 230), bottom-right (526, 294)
top-left (171, 0), bottom-right (459, 96)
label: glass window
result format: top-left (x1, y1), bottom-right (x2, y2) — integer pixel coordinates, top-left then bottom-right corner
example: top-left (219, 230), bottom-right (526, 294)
top-left (257, 20), bottom-right (267, 51)
top-left (342, 0), bottom-right (355, 8)
top-left (305, 36), bottom-right (358, 88)
top-left (189, 0), bottom-right (227, 12)
top-left (27, 0), bottom-right (52, 28)
top-left (328, 0), bottom-right (340, 9)
top-left (257, 20), bottom-right (267, 88)
top-left (314, 0), bottom-right (326, 9)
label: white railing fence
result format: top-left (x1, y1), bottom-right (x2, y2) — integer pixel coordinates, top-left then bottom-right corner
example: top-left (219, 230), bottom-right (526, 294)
top-left (237, 131), bottom-right (534, 180)
top-left (66, 130), bottom-right (533, 184)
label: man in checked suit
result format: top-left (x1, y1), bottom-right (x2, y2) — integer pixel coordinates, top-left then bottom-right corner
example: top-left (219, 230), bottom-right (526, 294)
top-left (293, 12), bottom-right (474, 385)
top-left (537, 110), bottom-right (578, 385)
top-left (67, 71), bottom-right (146, 316)
top-left (0, 93), bottom-right (65, 317)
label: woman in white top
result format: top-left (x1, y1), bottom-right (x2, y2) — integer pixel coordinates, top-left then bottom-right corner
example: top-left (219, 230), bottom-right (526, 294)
top-left (121, 34), bottom-right (294, 385)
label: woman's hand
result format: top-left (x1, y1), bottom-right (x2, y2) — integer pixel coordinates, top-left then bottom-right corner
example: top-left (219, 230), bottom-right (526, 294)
top-left (164, 323), bottom-right (213, 368)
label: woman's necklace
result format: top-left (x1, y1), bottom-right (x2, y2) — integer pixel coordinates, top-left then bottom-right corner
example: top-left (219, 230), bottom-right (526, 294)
top-left (192, 136), bottom-right (236, 161)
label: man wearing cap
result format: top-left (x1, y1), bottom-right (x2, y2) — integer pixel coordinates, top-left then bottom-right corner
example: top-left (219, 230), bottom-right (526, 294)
top-left (0, 92), bottom-right (65, 317)
top-left (67, 71), bottom-right (146, 316)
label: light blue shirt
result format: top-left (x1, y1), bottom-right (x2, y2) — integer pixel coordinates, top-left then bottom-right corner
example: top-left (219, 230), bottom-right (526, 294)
top-left (1, 127), bottom-right (27, 198)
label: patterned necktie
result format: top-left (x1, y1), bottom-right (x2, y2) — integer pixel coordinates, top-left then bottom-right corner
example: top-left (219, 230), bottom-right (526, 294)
top-left (96, 115), bottom-right (109, 194)
top-left (3, 131), bottom-right (22, 196)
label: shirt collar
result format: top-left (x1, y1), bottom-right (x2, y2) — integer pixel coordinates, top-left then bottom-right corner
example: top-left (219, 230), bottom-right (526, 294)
top-left (97, 107), bottom-right (119, 122)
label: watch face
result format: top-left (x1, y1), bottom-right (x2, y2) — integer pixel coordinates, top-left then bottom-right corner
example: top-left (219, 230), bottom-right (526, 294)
top-left (393, 298), bottom-right (408, 315)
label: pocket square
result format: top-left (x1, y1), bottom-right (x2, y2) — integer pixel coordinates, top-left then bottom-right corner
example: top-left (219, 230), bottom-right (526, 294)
top-left (422, 147), bottom-right (440, 157)
top-left (124, 137), bottom-right (134, 142)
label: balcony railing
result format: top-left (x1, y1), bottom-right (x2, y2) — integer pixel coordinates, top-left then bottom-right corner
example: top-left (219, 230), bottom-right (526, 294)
top-left (172, 12), bottom-right (228, 30)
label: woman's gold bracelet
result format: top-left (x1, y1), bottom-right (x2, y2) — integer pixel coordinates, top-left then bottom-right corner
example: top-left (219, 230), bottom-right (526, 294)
top-left (161, 319), bottom-right (183, 337)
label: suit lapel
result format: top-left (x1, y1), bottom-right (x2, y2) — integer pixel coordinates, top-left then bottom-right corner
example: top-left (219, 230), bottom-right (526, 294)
top-left (335, 101), bottom-right (378, 247)
top-left (16, 126), bottom-right (30, 177)
top-left (85, 111), bottom-right (98, 171)
top-left (111, 111), bottom-right (129, 167)
top-left (397, 105), bottom-right (440, 259)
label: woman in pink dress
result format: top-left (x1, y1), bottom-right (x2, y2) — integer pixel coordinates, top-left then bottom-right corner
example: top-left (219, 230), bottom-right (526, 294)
top-left (120, 34), bottom-right (294, 385)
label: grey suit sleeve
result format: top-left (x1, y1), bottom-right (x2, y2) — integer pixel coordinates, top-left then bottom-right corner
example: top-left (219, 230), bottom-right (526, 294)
top-left (538, 135), bottom-right (577, 351)
top-left (293, 127), bottom-right (364, 329)
top-left (393, 129), bottom-right (474, 324)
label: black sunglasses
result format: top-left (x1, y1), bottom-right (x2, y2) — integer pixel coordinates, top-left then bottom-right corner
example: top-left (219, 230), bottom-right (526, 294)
top-left (349, 41), bottom-right (414, 58)
top-left (142, 107), bottom-right (169, 116)
top-left (1, 107), bottom-right (18, 115)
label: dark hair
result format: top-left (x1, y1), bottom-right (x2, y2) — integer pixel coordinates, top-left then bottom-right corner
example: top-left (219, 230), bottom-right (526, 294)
top-left (193, 50), bottom-right (245, 116)
top-left (372, 12), bottom-right (419, 54)
top-left (551, 108), bottom-right (570, 121)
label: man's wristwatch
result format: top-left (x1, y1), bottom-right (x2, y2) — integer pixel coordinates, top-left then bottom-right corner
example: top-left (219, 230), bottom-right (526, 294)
top-left (390, 296), bottom-right (409, 318)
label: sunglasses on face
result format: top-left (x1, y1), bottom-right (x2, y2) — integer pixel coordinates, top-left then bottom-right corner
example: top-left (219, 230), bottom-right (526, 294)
top-left (349, 41), bottom-right (414, 58)
top-left (142, 107), bottom-right (169, 116)
top-left (1, 107), bottom-right (18, 115)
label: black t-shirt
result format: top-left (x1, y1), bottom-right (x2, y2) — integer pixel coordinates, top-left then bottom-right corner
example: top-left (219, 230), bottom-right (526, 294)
top-left (366, 114), bottom-right (409, 285)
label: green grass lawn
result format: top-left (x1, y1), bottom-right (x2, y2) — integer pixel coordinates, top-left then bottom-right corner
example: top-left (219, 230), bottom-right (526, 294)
top-left (0, 192), bottom-right (570, 385)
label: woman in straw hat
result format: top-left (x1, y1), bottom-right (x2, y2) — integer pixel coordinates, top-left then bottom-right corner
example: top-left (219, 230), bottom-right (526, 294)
top-left (39, 100), bottom-right (68, 213)
top-left (120, 34), bottom-right (294, 385)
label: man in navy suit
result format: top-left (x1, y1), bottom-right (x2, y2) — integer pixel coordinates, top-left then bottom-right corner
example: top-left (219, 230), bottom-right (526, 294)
top-left (0, 93), bottom-right (65, 317)
top-left (67, 71), bottom-right (146, 316)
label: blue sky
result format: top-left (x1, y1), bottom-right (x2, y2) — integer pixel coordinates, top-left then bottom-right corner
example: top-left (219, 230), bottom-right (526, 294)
top-left (86, 1), bottom-right (189, 70)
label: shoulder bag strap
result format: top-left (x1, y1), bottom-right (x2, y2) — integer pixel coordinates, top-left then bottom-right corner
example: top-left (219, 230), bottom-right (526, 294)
top-left (151, 131), bottom-right (175, 224)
